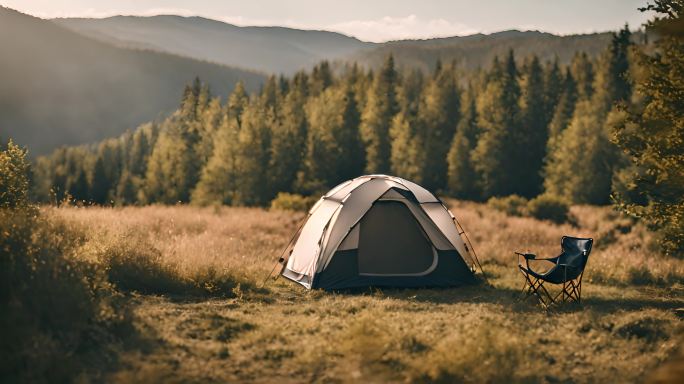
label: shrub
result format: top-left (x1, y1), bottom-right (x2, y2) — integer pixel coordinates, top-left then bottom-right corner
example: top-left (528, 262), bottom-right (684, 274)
top-left (0, 141), bottom-right (127, 382)
top-left (487, 195), bottom-right (528, 216)
top-left (98, 233), bottom-right (189, 295)
top-left (97, 232), bottom-right (250, 297)
top-left (527, 194), bottom-right (570, 224)
top-left (0, 140), bottom-right (30, 209)
top-left (270, 192), bottom-right (317, 212)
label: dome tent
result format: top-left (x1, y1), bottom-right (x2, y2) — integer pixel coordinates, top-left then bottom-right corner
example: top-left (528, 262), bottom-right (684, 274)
top-left (279, 175), bottom-right (481, 290)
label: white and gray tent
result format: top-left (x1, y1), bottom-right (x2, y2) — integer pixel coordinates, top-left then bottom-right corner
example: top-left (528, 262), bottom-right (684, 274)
top-left (279, 175), bottom-right (482, 290)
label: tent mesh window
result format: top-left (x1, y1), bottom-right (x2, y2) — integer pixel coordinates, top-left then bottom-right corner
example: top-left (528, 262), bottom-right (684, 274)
top-left (358, 201), bottom-right (435, 275)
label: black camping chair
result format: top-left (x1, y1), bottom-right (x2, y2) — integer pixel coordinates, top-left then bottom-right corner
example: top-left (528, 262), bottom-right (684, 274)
top-left (517, 236), bottom-right (593, 308)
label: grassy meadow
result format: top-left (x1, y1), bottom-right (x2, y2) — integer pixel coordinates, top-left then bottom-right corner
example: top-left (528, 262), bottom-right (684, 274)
top-left (37, 200), bottom-right (683, 383)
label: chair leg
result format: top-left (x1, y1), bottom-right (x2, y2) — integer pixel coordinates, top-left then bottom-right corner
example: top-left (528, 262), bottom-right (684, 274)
top-left (518, 268), bottom-right (546, 307)
top-left (559, 279), bottom-right (583, 304)
top-left (537, 281), bottom-right (554, 306)
top-left (553, 284), bottom-right (566, 303)
top-left (518, 267), bottom-right (535, 300)
top-left (520, 271), bottom-right (586, 308)
top-left (577, 278), bottom-right (582, 303)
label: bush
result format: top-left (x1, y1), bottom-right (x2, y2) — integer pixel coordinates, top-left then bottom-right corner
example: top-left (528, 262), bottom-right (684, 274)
top-left (0, 141), bottom-right (127, 382)
top-left (0, 140), bottom-right (30, 209)
top-left (487, 195), bottom-right (528, 216)
top-left (97, 233), bottom-right (248, 296)
top-left (527, 194), bottom-right (570, 224)
top-left (270, 192), bottom-right (317, 212)
top-left (98, 233), bottom-right (189, 295)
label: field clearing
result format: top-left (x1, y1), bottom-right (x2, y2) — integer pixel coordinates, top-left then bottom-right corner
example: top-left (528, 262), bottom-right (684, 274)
top-left (48, 201), bottom-right (684, 383)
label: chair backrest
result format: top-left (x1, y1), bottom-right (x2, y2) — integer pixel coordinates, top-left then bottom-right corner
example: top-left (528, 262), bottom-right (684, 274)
top-left (558, 236), bottom-right (593, 278)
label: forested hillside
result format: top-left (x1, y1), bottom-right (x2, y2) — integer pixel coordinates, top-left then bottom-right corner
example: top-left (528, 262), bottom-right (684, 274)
top-left (32, 26), bottom-right (632, 209)
top-left (57, 15), bottom-right (625, 75)
top-left (352, 30), bottom-right (635, 72)
top-left (55, 15), bottom-right (373, 75)
top-left (0, 8), bottom-right (265, 155)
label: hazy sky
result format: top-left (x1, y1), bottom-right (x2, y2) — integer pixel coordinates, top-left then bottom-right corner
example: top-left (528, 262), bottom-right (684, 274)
top-left (2, 0), bottom-right (652, 42)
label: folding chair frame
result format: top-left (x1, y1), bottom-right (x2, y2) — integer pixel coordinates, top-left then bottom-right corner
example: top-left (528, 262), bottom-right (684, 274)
top-left (517, 253), bottom-right (586, 309)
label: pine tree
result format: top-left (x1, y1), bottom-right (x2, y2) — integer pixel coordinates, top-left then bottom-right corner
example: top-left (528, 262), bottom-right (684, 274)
top-left (544, 27), bottom-right (632, 204)
top-left (612, 0), bottom-right (684, 256)
top-left (570, 52), bottom-right (595, 101)
top-left (180, 77), bottom-right (201, 120)
top-left (517, 55), bottom-right (547, 197)
top-left (417, 61), bottom-right (460, 191)
top-left (278, 74), bottom-right (290, 96)
top-left (227, 81), bottom-right (249, 126)
top-left (339, 86), bottom-right (366, 181)
top-left (547, 68), bottom-right (578, 141)
top-left (543, 57), bottom-right (564, 127)
top-left (95, 140), bottom-right (123, 201)
top-left (389, 113), bottom-right (425, 182)
top-left (68, 168), bottom-right (89, 202)
top-left (233, 103), bottom-right (272, 205)
top-left (268, 79), bottom-right (308, 195)
top-left (90, 156), bottom-right (109, 204)
top-left (309, 61), bottom-right (333, 96)
top-left (347, 63), bottom-right (372, 112)
top-left (544, 101), bottom-right (622, 204)
top-left (390, 69), bottom-right (425, 182)
top-left (191, 83), bottom-right (251, 205)
top-left (128, 123), bottom-right (153, 177)
top-left (197, 97), bottom-right (223, 166)
top-left (447, 86), bottom-right (481, 199)
top-left (261, 75), bottom-right (280, 115)
top-left (115, 169), bottom-right (138, 205)
top-left (143, 119), bottom-right (197, 204)
top-left (191, 115), bottom-right (241, 205)
top-left (300, 85), bottom-right (365, 191)
top-left (360, 55), bottom-right (399, 174)
top-left (472, 51), bottom-right (522, 197)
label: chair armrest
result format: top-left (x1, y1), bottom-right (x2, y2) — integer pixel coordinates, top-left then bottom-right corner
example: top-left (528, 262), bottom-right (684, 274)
top-left (535, 256), bottom-right (560, 262)
top-left (515, 251), bottom-right (536, 260)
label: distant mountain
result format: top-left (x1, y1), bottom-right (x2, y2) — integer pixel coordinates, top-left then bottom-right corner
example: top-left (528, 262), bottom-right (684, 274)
top-left (54, 15), bottom-right (374, 75)
top-left (54, 15), bottom-right (625, 75)
top-left (0, 7), bottom-right (265, 155)
top-left (352, 30), bottom-right (621, 72)
top-left (2, 7), bottom-right (631, 155)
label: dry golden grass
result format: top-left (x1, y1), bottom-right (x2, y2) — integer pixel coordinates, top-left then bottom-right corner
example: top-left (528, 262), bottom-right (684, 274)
top-left (46, 201), bottom-right (684, 383)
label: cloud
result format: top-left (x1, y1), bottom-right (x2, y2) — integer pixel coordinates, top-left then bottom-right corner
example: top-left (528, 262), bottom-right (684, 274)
top-left (136, 8), bottom-right (198, 17)
top-left (35, 7), bottom-right (198, 19)
top-left (325, 15), bottom-right (478, 42)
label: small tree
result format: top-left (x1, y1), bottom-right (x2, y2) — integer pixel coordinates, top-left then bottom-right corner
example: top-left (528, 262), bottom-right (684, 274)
top-left (0, 140), bottom-right (30, 208)
top-left (612, 0), bottom-right (684, 256)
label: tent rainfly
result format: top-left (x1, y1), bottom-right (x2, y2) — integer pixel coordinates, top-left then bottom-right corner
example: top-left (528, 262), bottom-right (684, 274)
top-left (278, 175), bottom-right (481, 290)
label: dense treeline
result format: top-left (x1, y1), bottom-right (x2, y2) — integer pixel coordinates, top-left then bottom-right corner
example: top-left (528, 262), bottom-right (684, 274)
top-left (32, 27), bottom-right (634, 209)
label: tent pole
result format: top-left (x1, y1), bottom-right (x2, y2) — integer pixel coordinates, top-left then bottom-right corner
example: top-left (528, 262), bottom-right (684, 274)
top-left (453, 217), bottom-right (489, 284)
top-left (260, 212), bottom-right (309, 288)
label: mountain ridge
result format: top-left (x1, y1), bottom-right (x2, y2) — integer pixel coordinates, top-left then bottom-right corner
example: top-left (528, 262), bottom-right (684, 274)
top-left (54, 15), bottom-right (374, 75)
top-left (54, 14), bottom-right (624, 74)
top-left (0, 7), bottom-right (265, 155)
